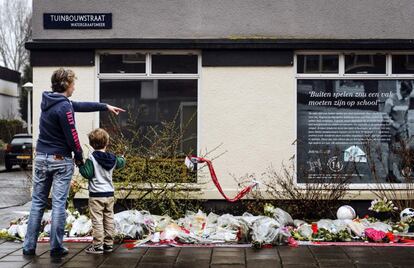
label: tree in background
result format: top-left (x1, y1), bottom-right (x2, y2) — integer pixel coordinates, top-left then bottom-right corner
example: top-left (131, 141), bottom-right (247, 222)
top-left (0, 0), bottom-right (32, 125)
top-left (0, 0), bottom-right (32, 73)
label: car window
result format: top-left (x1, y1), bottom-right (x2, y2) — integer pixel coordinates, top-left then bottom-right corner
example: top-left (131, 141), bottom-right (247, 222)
top-left (11, 138), bottom-right (32, 145)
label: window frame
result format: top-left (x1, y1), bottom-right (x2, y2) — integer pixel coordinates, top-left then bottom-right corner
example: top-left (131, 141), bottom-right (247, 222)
top-left (95, 50), bottom-right (201, 184)
top-left (297, 53), bottom-right (340, 74)
top-left (295, 50), bottom-right (414, 79)
top-left (97, 49), bottom-right (201, 79)
top-left (390, 52), bottom-right (414, 75)
top-left (343, 53), bottom-right (387, 76)
top-left (294, 50), bottom-right (414, 190)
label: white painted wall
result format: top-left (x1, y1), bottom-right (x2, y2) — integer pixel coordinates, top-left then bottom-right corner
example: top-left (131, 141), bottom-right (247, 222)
top-left (0, 95), bottom-right (19, 119)
top-left (0, 79), bottom-right (20, 119)
top-left (33, 65), bottom-right (298, 199)
top-left (32, 66), bottom-right (98, 157)
top-left (0, 79), bottom-right (19, 97)
top-left (197, 67), bottom-right (390, 200)
top-left (199, 67), bottom-right (296, 198)
top-left (32, 65), bottom-right (381, 199)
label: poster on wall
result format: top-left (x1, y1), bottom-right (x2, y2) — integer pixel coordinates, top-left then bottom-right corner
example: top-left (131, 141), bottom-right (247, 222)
top-left (297, 79), bottom-right (414, 184)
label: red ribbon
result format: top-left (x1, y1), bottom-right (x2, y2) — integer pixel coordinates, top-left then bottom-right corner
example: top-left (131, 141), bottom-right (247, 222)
top-left (190, 156), bottom-right (257, 202)
top-left (311, 223), bottom-right (318, 234)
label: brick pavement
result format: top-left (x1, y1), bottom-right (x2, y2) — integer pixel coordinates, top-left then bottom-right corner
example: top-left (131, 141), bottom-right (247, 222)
top-left (0, 240), bottom-right (413, 268)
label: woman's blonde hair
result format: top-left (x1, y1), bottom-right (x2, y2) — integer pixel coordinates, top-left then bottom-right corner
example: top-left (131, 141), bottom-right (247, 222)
top-left (51, 68), bottom-right (77, 93)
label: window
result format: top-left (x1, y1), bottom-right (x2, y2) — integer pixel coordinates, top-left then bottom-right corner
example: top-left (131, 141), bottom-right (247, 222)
top-left (11, 137), bottom-right (32, 144)
top-left (344, 54), bottom-right (386, 74)
top-left (97, 51), bottom-right (200, 183)
top-left (392, 54), bottom-right (414, 74)
top-left (152, 54), bottom-right (198, 74)
top-left (100, 53), bottom-right (146, 73)
top-left (297, 55), bottom-right (339, 73)
top-left (99, 79), bottom-right (197, 153)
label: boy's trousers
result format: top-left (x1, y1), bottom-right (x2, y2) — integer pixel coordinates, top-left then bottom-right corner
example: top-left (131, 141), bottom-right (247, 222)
top-left (89, 197), bottom-right (115, 246)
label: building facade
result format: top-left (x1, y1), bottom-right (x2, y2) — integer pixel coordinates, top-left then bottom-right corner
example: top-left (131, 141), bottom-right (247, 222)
top-left (28, 0), bottom-right (414, 199)
top-left (0, 66), bottom-right (20, 120)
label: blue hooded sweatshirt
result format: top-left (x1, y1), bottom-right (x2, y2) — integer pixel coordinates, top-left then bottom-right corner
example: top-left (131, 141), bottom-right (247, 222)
top-left (92, 151), bottom-right (117, 171)
top-left (36, 92), bottom-right (108, 162)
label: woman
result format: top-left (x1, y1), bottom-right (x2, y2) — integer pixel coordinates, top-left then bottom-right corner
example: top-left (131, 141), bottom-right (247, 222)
top-left (23, 68), bottom-right (125, 256)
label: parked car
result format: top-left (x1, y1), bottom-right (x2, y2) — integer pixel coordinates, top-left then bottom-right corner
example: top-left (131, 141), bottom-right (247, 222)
top-left (4, 134), bottom-right (33, 171)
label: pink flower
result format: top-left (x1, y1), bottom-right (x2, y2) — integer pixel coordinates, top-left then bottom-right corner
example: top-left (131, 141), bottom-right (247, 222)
top-left (288, 237), bottom-right (298, 247)
top-left (365, 228), bottom-right (386, 242)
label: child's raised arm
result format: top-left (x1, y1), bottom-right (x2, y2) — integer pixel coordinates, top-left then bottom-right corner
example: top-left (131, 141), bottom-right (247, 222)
top-left (115, 156), bottom-right (126, 169)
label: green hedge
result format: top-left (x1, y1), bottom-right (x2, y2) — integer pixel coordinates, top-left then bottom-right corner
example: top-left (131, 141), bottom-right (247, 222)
top-left (113, 155), bottom-right (196, 183)
top-left (0, 119), bottom-right (24, 143)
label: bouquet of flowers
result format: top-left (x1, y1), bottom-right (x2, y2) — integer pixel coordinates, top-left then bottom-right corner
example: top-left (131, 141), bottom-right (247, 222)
top-left (263, 203), bottom-right (276, 217)
top-left (368, 198), bottom-right (398, 213)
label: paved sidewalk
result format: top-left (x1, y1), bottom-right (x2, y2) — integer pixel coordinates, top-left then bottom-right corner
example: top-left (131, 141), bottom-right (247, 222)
top-left (0, 165), bottom-right (32, 230)
top-left (0, 202), bottom-right (31, 229)
top-left (0, 166), bottom-right (31, 210)
top-left (0, 168), bottom-right (413, 268)
top-left (0, 240), bottom-right (413, 268)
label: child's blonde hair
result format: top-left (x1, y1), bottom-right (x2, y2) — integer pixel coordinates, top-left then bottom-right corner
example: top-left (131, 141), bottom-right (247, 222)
top-left (88, 128), bottom-right (109, 150)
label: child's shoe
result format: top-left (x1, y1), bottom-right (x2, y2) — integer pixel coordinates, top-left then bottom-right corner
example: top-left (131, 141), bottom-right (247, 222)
top-left (103, 244), bottom-right (113, 253)
top-left (85, 245), bottom-right (104, 254)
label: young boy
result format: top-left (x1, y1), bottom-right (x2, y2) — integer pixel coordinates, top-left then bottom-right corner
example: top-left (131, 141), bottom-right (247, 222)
top-left (79, 128), bottom-right (125, 254)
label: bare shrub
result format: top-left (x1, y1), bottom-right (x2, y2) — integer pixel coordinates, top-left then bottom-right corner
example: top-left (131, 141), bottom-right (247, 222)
top-left (236, 147), bottom-right (352, 220)
top-left (101, 108), bottom-right (210, 218)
